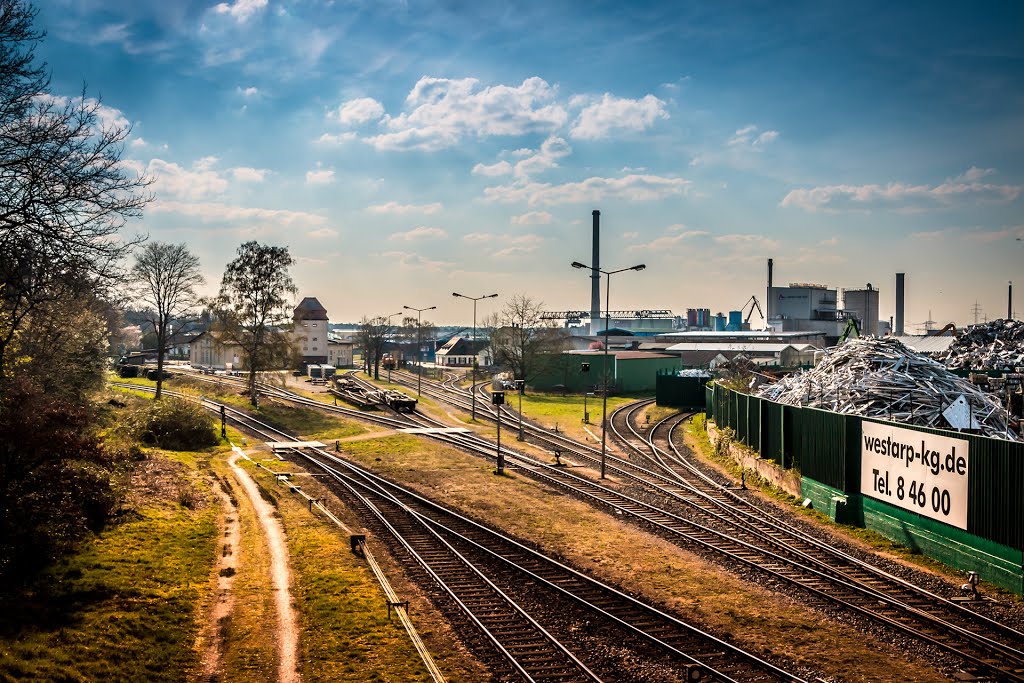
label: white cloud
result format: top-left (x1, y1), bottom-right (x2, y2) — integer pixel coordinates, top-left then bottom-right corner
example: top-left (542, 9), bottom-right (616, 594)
top-left (628, 229), bottom-right (708, 252)
top-left (381, 250), bottom-right (454, 272)
top-left (965, 225), bottom-right (1024, 242)
top-left (780, 167), bottom-right (1023, 212)
top-left (569, 94), bottom-right (667, 139)
top-left (193, 155), bottom-right (219, 171)
top-left (728, 124), bottom-right (779, 148)
top-left (623, 231), bottom-right (639, 239)
top-left (307, 228), bottom-right (338, 239)
top-left (364, 76), bottom-right (568, 151)
top-left (232, 166), bottom-right (268, 182)
top-left (306, 168), bottom-right (335, 185)
top-left (472, 161), bottom-right (513, 177)
top-left (909, 228), bottom-right (958, 240)
top-left (388, 226), bottom-right (448, 241)
top-left (510, 211), bottom-right (553, 225)
top-left (130, 137), bottom-right (147, 148)
top-left (484, 174), bottom-right (690, 207)
top-left (462, 232), bottom-right (542, 257)
top-left (512, 136), bottom-right (571, 178)
top-left (214, 0), bottom-right (267, 22)
top-left (317, 132), bottom-right (358, 145)
top-left (714, 233), bottom-right (780, 250)
top-left (332, 97), bottom-right (385, 125)
top-left (35, 94), bottom-right (130, 131)
top-left (151, 200), bottom-right (328, 225)
top-left (473, 136), bottom-right (572, 180)
top-left (238, 86), bottom-right (260, 98)
top-left (366, 201), bottom-right (443, 215)
top-left (148, 158), bottom-right (228, 200)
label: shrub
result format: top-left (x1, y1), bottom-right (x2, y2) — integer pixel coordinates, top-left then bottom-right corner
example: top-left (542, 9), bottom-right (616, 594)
top-left (0, 378), bottom-right (121, 579)
top-left (126, 397), bottom-right (218, 451)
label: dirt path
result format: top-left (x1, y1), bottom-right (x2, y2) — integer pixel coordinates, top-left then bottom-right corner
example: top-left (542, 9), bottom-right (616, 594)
top-left (198, 476), bottom-right (240, 681)
top-left (228, 448), bottom-right (302, 683)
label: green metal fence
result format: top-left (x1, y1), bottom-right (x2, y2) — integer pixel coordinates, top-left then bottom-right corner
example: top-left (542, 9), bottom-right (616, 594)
top-left (707, 383), bottom-right (1024, 551)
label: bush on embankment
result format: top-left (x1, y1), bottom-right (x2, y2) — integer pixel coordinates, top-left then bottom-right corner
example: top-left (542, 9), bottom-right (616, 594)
top-left (124, 397), bottom-right (219, 451)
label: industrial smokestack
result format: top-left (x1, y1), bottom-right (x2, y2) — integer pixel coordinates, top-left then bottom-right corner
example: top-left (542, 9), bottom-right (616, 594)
top-left (1010, 281), bottom-right (1014, 320)
top-left (767, 258), bottom-right (774, 320)
top-left (591, 210), bottom-right (601, 334)
top-left (895, 273), bottom-right (905, 336)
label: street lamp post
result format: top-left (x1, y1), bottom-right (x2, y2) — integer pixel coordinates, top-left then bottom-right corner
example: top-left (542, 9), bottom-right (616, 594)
top-left (571, 260), bottom-right (646, 478)
top-left (403, 304), bottom-right (436, 396)
top-left (385, 311), bottom-right (402, 383)
top-left (452, 292), bottom-right (498, 420)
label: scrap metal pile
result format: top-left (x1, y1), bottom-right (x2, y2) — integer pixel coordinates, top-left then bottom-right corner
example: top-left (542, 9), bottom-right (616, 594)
top-left (757, 337), bottom-right (1021, 441)
top-left (938, 319), bottom-right (1024, 370)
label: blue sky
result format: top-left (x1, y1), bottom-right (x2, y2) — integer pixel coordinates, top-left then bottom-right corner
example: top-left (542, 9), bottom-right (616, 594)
top-left (37, 0), bottom-right (1024, 328)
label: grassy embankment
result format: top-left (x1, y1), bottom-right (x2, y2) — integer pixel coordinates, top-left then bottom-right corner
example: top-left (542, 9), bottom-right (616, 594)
top-left (0, 393), bottom-right (222, 683)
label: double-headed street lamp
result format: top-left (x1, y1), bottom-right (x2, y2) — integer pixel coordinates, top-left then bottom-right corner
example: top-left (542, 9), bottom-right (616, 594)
top-left (452, 292), bottom-right (498, 420)
top-left (403, 304), bottom-right (436, 396)
top-left (571, 260), bottom-right (646, 478)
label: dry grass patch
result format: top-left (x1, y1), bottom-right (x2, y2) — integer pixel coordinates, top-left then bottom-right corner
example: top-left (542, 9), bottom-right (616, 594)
top-left (335, 430), bottom-right (947, 682)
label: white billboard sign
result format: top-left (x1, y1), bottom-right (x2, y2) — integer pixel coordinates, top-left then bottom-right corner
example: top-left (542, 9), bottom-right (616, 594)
top-left (860, 421), bottom-right (969, 530)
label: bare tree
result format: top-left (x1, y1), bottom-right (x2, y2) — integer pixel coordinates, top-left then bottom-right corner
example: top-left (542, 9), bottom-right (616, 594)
top-left (400, 314), bottom-right (436, 367)
top-left (0, 0), bottom-right (150, 374)
top-left (487, 294), bottom-right (568, 385)
top-left (358, 316), bottom-right (392, 380)
top-left (213, 242), bottom-right (297, 404)
top-left (132, 242), bottom-right (203, 399)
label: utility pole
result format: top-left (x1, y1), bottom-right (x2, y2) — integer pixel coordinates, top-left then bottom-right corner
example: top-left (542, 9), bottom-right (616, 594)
top-left (403, 304), bottom-right (436, 396)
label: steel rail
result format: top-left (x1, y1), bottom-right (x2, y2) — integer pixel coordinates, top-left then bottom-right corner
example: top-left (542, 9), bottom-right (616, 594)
top-left (361, 372), bottom-right (1024, 680)
top-left (112, 381), bottom-right (599, 682)
top-left (298, 449), bottom-right (806, 683)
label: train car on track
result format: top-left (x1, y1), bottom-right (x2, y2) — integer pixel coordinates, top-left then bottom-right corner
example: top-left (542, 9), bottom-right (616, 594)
top-left (382, 389), bottom-right (417, 412)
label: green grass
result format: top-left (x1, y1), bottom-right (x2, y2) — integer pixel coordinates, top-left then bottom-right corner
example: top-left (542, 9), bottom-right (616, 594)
top-left (0, 447), bottom-right (221, 683)
top-left (255, 402), bottom-right (367, 441)
top-left (514, 391), bottom-right (645, 429)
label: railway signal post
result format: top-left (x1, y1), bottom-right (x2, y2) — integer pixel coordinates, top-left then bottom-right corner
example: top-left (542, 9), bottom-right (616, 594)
top-left (515, 379), bottom-right (525, 440)
top-left (581, 362), bottom-right (590, 423)
top-left (492, 390), bottom-right (505, 474)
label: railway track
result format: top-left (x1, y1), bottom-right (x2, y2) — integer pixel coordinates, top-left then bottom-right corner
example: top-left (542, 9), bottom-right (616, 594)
top-left (377, 370), bottom-right (1024, 682)
top-left (112, 378), bottom-right (807, 682)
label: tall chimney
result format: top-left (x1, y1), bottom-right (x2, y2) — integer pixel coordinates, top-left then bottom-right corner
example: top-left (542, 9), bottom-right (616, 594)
top-left (591, 210), bottom-right (602, 334)
top-left (1010, 281), bottom-right (1014, 320)
top-left (895, 273), bottom-right (905, 335)
top-left (767, 258), bottom-right (774, 320)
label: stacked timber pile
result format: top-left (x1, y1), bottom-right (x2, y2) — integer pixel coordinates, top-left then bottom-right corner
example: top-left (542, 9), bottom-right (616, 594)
top-left (938, 319), bottom-right (1024, 370)
top-left (757, 337), bottom-right (1020, 441)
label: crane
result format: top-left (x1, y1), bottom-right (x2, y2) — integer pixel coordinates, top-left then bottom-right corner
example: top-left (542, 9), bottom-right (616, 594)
top-left (741, 295), bottom-right (765, 326)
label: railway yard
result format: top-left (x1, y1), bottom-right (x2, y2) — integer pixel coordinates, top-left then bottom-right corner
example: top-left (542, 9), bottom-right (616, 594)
top-left (103, 368), bottom-right (1024, 683)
